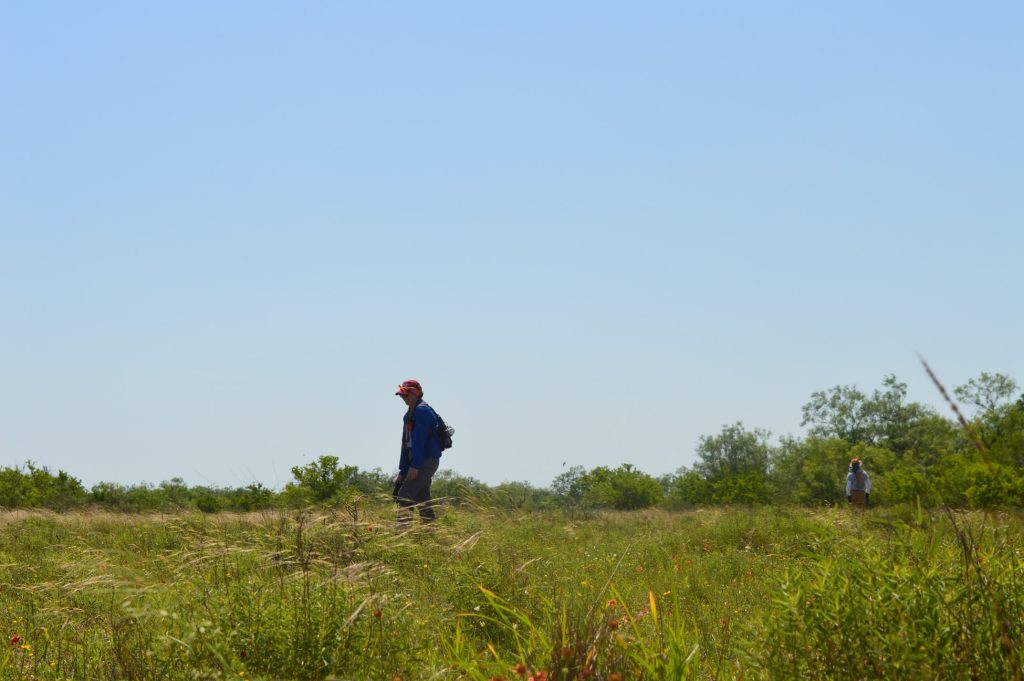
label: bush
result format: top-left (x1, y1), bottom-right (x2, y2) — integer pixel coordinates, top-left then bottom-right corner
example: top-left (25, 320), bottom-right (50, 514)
top-left (879, 466), bottom-right (939, 506)
top-left (0, 462), bottom-right (87, 510)
top-left (283, 455), bottom-right (359, 506)
top-left (578, 464), bottom-right (664, 510)
top-left (754, 514), bottom-right (1024, 679)
top-left (666, 469), bottom-right (710, 508)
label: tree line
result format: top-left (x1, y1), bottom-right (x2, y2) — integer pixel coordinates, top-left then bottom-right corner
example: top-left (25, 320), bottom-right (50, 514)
top-left (2, 372), bottom-right (1022, 512)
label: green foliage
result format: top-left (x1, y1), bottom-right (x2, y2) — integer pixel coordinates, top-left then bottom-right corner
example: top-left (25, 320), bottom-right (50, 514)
top-left (954, 372), bottom-right (1019, 417)
top-left (709, 471), bottom-right (768, 504)
top-left (692, 422), bottom-right (771, 504)
top-left (430, 469), bottom-right (490, 505)
top-left (961, 462), bottom-right (1021, 509)
top-left (578, 464), bottom-right (665, 510)
top-left (0, 462), bottom-right (86, 510)
top-left (551, 465), bottom-right (586, 506)
top-left (979, 396), bottom-right (1024, 467)
top-left (3, 370), bottom-right (1024, 513)
top-left (4, 507), bottom-right (1023, 680)
top-left (228, 483), bottom-right (276, 511)
top-left (487, 481), bottom-right (556, 509)
top-left (283, 455), bottom-right (359, 506)
top-left (86, 479), bottom-right (277, 512)
top-left (666, 469), bottom-right (710, 508)
top-left (771, 437), bottom-right (851, 505)
top-left (754, 511), bottom-right (1024, 679)
top-left (695, 422), bottom-right (771, 481)
top-left (348, 467), bottom-right (392, 494)
top-left (878, 465), bottom-right (939, 506)
top-left (800, 375), bottom-right (940, 457)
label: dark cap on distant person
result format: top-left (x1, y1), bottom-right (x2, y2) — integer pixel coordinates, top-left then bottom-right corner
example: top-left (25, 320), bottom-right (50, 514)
top-left (395, 379), bottom-right (423, 396)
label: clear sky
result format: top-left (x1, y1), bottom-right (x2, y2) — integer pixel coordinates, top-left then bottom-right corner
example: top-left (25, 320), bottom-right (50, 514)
top-left (2, 2), bottom-right (1022, 490)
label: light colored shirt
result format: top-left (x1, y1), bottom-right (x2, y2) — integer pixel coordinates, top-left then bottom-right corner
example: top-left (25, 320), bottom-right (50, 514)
top-left (846, 470), bottom-right (872, 495)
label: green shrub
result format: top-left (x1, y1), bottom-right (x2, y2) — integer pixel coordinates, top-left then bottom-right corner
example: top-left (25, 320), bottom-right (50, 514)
top-left (579, 464), bottom-right (665, 510)
top-left (0, 462), bottom-right (87, 510)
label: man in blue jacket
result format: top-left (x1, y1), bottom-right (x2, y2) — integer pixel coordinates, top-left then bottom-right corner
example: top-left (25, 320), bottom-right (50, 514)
top-left (394, 379), bottom-right (442, 524)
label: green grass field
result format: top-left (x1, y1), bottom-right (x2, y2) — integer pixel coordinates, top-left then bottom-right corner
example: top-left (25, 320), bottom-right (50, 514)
top-left (2, 503), bottom-right (1023, 680)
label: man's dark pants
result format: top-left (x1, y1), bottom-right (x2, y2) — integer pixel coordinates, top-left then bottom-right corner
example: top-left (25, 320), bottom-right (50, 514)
top-left (396, 457), bottom-right (439, 524)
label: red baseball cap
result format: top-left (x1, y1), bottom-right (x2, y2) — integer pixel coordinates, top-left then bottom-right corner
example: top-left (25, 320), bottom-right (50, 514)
top-left (395, 379), bottom-right (422, 395)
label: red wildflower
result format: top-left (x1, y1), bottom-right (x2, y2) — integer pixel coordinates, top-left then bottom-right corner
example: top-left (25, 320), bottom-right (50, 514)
top-left (512, 662), bottom-right (528, 676)
top-left (9, 635), bottom-right (21, 646)
top-left (372, 609), bottom-right (382, 618)
top-left (609, 673), bottom-right (622, 681)
top-left (607, 619), bottom-right (619, 630)
top-left (561, 647), bottom-right (573, 658)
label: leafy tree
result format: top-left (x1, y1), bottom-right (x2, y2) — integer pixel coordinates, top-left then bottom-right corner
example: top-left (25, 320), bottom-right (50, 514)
top-left (665, 468), bottom-right (711, 508)
top-left (770, 437), bottom-right (854, 506)
top-left (987, 403), bottom-right (1024, 468)
top-left (954, 373), bottom-right (1019, 417)
top-left (551, 465), bottom-right (587, 506)
top-left (225, 483), bottom-right (275, 511)
top-left (578, 464), bottom-right (664, 510)
top-left (801, 385), bottom-right (872, 444)
top-left (0, 462), bottom-right (87, 510)
top-left (952, 373), bottom-right (1024, 463)
top-left (932, 454), bottom-right (1022, 509)
top-left (897, 412), bottom-right (958, 468)
top-left (489, 481), bottom-right (555, 510)
top-left (349, 468), bottom-right (392, 494)
top-left (193, 487), bottom-right (225, 513)
top-left (284, 455), bottom-right (358, 506)
top-left (879, 465), bottom-right (938, 506)
top-left (960, 462), bottom-right (1021, 509)
top-left (692, 423), bottom-right (772, 503)
top-left (158, 478), bottom-right (191, 507)
top-left (430, 469), bottom-right (489, 505)
top-left (802, 375), bottom-right (944, 459)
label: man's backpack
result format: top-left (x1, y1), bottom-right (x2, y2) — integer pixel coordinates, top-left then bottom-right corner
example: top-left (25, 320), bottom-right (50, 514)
top-left (415, 402), bottom-right (455, 451)
top-left (434, 411), bottom-right (455, 450)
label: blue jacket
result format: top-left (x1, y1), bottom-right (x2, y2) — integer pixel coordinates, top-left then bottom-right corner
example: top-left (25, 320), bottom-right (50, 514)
top-left (399, 400), bottom-right (443, 476)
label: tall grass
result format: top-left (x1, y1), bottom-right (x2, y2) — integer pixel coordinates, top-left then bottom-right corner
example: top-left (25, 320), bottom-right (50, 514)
top-left (2, 504), bottom-right (1023, 679)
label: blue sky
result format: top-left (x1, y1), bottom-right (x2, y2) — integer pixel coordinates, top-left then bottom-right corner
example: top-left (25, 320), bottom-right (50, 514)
top-left (2, 2), bottom-right (1022, 489)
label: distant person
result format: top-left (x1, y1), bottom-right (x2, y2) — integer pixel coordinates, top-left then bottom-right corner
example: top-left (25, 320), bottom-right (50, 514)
top-left (846, 457), bottom-right (871, 508)
top-left (393, 379), bottom-right (443, 524)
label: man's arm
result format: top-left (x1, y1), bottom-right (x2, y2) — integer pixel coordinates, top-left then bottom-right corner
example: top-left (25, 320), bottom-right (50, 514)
top-left (397, 424), bottom-right (410, 481)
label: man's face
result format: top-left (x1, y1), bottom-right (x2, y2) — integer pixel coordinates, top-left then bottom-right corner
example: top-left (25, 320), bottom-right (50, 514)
top-left (399, 389), bottom-right (420, 406)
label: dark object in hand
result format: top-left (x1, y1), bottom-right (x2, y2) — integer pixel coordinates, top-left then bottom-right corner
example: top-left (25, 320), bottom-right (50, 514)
top-left (847, 495), bottom-right (852, 503)
top-left (393, 478), bottom-right (404, 500)
top-left (865, 493), bottom-right (869, 507)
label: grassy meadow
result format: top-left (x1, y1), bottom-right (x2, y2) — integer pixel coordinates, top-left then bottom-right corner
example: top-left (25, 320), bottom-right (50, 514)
top-left (2, 502), bottom-right (1024, 680)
